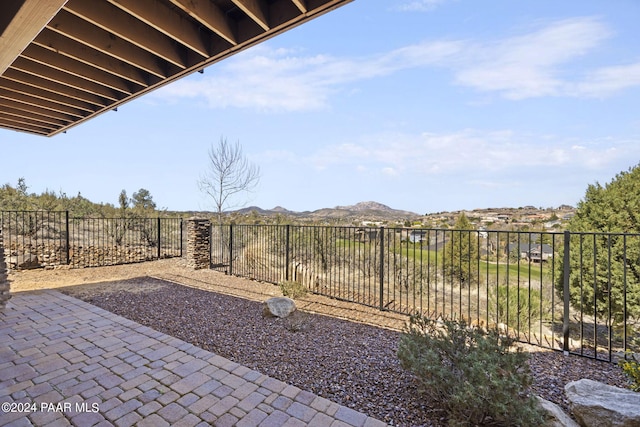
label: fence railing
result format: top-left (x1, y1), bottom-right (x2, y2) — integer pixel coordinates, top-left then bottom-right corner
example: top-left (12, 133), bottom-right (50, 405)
top-left (211, 224), bottom-right (640, 361)
top-left (1, 211), bottom-right (183, 269)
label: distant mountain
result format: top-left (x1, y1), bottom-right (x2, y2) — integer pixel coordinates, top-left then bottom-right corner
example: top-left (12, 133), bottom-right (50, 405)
top-left (230, 201), bottom-right (421, 221)
top-left (271, 206), bottom-right (296, 214)
top-left (335, 201), bottom-right (394, 211)
top-left (232, 206), bottom-right (274, 215)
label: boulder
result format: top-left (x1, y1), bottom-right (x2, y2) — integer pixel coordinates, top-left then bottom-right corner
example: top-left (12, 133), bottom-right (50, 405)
top-left (9, 254), bottom-right (41, 269)
top-left (565, 379), bottom-right (640, 427)
top-left (536, 396), bottom-right (579, 427)
top-left (263, 297), bottom-right (296, 318)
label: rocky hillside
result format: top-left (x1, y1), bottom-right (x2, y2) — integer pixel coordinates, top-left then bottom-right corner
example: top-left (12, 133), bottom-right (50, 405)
top-left (232, 201), bottom-right (421, 222)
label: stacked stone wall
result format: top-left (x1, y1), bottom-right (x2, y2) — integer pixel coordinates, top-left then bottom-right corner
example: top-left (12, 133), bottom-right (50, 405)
top-left (1, 217), bottom-right (211, 273)
top-left (5, 242), bottom-right (179, 270)
top-left (186, 218), bottom-right (211, 269)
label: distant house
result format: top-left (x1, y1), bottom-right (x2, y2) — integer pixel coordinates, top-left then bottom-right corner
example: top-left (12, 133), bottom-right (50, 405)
top-left (544, 220), bottom-right (562, 229)
top-left (507, 243), bottom-right (554, 263)
top-left (361, 221), bottom-right (383, 227)
top-left (409, 230), bottom-right (428, 243)
top-left (354, 228), bottom-right (379, 242)
top-left (481, 214), bottom-right (500, 224)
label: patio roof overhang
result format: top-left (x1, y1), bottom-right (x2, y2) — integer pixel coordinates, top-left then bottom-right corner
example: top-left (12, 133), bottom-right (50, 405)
top-left (0, 0), bottom-right (352, 137)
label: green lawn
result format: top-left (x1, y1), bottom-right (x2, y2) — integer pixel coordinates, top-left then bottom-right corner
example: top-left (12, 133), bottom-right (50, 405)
top-left (396, 243), bottom-right (553, 280)
top-left (331, 239), bottom-right (554, 283)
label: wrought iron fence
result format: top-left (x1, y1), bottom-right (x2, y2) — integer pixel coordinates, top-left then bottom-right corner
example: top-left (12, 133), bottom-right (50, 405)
top-left (1, 211), bottom-right (183, 268)
top-left (211, 224), bottom-right (640, 361)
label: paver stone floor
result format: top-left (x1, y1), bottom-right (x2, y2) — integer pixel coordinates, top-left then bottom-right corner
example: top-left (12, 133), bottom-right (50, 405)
top-left (0, 290), bottom-right (387, 427)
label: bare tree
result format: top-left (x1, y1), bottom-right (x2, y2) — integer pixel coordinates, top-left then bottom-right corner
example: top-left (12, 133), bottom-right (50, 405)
top-left (198, 137), bottom-right (260, 224)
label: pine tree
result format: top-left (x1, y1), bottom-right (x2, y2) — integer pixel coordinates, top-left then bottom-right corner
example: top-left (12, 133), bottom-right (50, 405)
top-left (557, 164), bottom-right (640, 323)
top-left (443, 213), bottom-right (480, 286)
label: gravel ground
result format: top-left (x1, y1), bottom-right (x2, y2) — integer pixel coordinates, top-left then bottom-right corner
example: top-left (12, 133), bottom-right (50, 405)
top-left (51, 274), bottom-right (632, 427)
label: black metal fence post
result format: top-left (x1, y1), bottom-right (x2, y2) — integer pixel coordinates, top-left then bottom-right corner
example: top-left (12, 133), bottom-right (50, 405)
top-left (285, 224), bottom-right (290, 281)
top-left (208, 223), bottom-right (213, 267)
top-left (229, 224), bottom-right (234, 276)
top-left (379, 226), bottom-right (385, 311)
top-left (180, 218), bottom-right (184, 257)
top-left (157, 217), bottom-right (161, 260)
top-left (65, 210), bottom-right (70, 264)
top-left (563, 230), bottom-right (571, 354)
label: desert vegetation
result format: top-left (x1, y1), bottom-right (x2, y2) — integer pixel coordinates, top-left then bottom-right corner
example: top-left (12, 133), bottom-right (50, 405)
top-left (398, 314), bottom-right (545, 426)
top-left (0, 180), bottom-right (182, 268)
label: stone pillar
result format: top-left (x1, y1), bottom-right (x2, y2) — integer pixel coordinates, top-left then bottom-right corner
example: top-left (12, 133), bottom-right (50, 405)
top-left (0, 229), bottom-right (11, 309)
top-left (185, 218), bottom-right (211, 270)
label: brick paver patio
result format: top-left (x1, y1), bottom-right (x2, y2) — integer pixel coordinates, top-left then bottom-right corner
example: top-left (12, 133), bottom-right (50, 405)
top-left (0, 290), bottom-right (387, 427)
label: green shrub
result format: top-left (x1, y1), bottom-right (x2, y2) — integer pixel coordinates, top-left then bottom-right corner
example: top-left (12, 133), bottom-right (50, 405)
top-left (397, 314), bottom-right (544, 426)
top-left (279, 280), bottom-right (308, 299)
top-left (619, 351), bottom-right (640, 391)
top-left (489, 285), bottom-right (551, 333)
top-left (283, 311), bottom-right (313, 333)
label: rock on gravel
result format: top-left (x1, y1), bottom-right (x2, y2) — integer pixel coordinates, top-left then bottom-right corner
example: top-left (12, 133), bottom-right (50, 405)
top-left (263, 296), bottom-right (297, 318)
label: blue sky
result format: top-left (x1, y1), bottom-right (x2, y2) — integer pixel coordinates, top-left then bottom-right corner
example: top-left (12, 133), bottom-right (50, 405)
top-left (2, 0), bottom-right (640, 214)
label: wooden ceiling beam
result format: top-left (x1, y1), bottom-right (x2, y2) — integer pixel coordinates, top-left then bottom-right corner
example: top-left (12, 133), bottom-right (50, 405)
top-left (0, 0), bottom-right (69, 75)
top-left (0, 98), bottom-right (76, 122)
top-left (0, 87), bottom-right (86, 118)
top-left (0, 112), bottom-right (59, 132)
top-left (232, 0), bottom-right (270, 31)
top-left (0, 104), bottom-right (69, 127)
top-left (0, 0), bottom-right (355, 136)
top-left (11, 57), bottom-right (122, 102)
top-left (0, 119), bottom-right (50, 135)
top-left (64, 0), bottom-right (188, 69)
top-left (21, 44), bottom-right (135, 96)
top-left (2, 68), bottom-right (108, 107)
top-left (291, 0), bottom-right (307, 13)
top-left (168, 0), bottom-right (238, 46)
top-left (0, 77), bottom-right (97, 113)
top-left (47, 10), bottom-right (168, 79)
top-left (34, 29), bottom-right (151, 88)
top-left (108, 0), bottom-right (210, 58)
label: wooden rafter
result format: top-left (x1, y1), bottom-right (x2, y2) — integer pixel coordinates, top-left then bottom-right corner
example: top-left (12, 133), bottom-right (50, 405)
top-left (47, 10), bottom-right (170, 79)
top-left (0, 0), bottom-right (69, 75)
top-left (168, 0), bottom-right (238, 46)
top-left (2, 68), bottom-right (109, 107)
top-left (107, 0), bottom-right (210, 58)
top-left (34, 29), bottom-right (151, 87)
top-left (11, 57), bottom-right (121, 102)
top-left (0, 0), bottom-right (354, 136)
top-left (0, 87), bottom-right (86, 118)
top-left (291, 0), bottom-right (307, 13)
top-left (21, 44), bottom-right (135, 96)
top-left (64, 0), bottom-right (188, 69)
top-left (0, 78), bottom-right (96, 113)
top-left (232, 0), bottom-right (270, 31)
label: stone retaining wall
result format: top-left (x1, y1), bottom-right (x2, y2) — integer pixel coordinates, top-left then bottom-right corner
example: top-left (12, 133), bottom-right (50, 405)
top-left (186, 218), bottom-right (211, 269)
top-left (5, 242), bottom-right (178, 270)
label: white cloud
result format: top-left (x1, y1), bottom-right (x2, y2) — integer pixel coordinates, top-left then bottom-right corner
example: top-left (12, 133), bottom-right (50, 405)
top-left (155, 16), bottom-right (639, 109)
top-left (382, 167), bottom-right (399, 176)
top-left (157, 47), bottom-right (331, 111)
top-left (302, 130), bottom-right (636, 178)
top-left (155, 42), bottom-right (461, 111)
top-left (453, 17), bottom-right (612, 99)
top-left (571, 62), bottom-right (640, 97)
top-left (394, 0), bottom-right (453, 12)
top-left (447, 17), bottom-right (640, 99)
